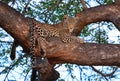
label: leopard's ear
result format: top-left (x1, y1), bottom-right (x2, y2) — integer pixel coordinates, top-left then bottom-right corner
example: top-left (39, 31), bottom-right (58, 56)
top-left (63, 15), bottom-right (69, 20)
top-left (75, 16), bottom-right (79, 20)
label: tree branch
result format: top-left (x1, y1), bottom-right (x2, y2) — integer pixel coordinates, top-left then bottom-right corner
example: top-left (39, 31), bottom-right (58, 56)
top-left (0, 1), bottom-right (29, 51)
top-left (73, 3), bottom-right (120, 35)
top-left (46, 38), bottom-right (120, 66)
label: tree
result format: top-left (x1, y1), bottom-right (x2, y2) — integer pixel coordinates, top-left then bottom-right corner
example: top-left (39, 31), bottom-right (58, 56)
top-left (0, 0), bottom-right (120, 81)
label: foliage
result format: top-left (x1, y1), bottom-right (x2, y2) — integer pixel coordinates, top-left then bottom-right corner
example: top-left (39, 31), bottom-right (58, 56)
top-left (0, 0), bottom-right (120, 81)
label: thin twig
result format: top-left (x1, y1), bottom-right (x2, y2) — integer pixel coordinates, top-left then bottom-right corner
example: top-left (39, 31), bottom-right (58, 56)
top-left (1, 54), bottom-right (28, 81)
top-left (91, 66), bottom-right (118, 81)
top-left (96, 0), bottom-right (103, 5)
top-left (22, 0), bottom-right (32, 15)
top-left (80, 0), bottom-right (88, 10)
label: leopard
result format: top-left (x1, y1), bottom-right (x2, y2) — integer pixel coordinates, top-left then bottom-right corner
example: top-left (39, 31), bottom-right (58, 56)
top-left (29, 15), bottom-right (85, 61)
top-left (29, 15), bottom-right (84, 80)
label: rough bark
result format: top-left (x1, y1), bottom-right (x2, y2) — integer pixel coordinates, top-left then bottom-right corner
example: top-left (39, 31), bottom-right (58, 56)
top-left (72, 3), bottom-right (120, 35)
top-left (0, 2), bottom-right (29, 50)
top-left (0, 1), bottom-right (120, 66)
top-left (47, 38), bottom-right (120, 66)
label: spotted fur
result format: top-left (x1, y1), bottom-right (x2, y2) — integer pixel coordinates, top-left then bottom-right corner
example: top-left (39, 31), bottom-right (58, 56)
top-left (29, 16), bottom-right (84, 64)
